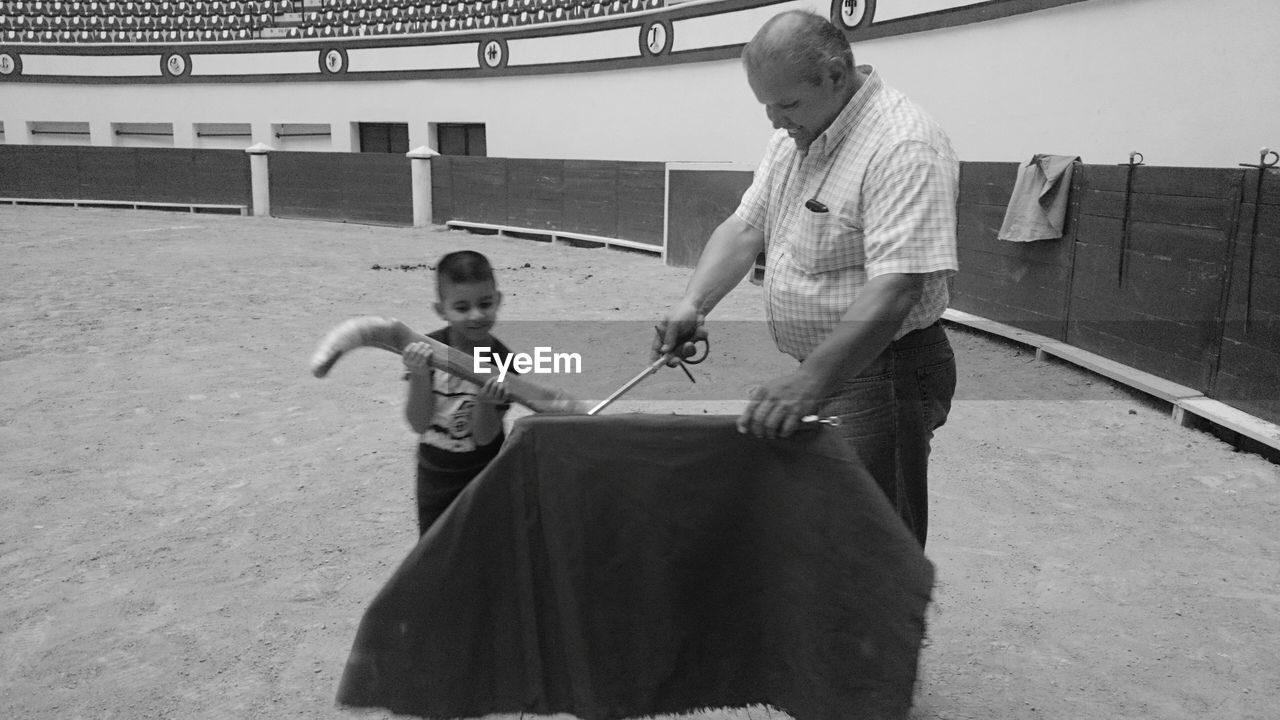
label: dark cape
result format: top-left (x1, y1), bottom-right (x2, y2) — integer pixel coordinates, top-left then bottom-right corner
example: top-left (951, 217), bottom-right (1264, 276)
top-left (337, 414), bottom-right (934, 720)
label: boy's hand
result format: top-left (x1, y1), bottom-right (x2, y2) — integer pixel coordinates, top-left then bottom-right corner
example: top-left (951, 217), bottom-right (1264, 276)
top-left (402, 342), bottom-right (433, 375)
top-left (476, 377), bottom-right (510, 406)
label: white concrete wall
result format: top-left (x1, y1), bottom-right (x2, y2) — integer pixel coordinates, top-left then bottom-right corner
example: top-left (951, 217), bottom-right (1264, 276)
top-left (112, 122), bottom-right (175, 148)
top-left (272, 123), bottom-right (336, 152)
top-left (23, 121), bottom-right (92, 146)
top-left (0, 0), bottom-right (1275, 167)
top-left (193, 123), bottom-right (253, 150)
top-left (858, 0), bottom-right (1278, 167)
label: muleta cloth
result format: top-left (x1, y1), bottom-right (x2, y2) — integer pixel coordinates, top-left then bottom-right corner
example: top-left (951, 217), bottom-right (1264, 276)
top-left (336, 414), bottom-right (935, 720)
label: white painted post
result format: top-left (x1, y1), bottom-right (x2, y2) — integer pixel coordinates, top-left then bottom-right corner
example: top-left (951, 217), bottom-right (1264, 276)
top-left (173, 122), bottom-right (197, 149)
top-left (245, 142), bottom-right (271, 217)
top-left (7, 119), bottom-right (32, 144)
top-left (407, 145), bottom-right (440, 228)
top-left (90, 121), bottom-right (113, 147)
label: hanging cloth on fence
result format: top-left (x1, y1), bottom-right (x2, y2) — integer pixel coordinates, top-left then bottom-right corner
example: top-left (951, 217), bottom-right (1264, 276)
top-left (998, 154), bottom-right (1081, 241)
top-left (336, 413), bottom-right (935, 720)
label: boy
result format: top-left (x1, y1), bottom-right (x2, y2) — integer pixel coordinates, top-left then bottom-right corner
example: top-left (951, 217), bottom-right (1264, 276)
top-left (402, 250), bottom-right (513, 536)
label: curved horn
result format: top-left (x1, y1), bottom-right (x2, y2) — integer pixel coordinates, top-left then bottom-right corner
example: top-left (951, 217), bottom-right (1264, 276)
top-left (310, 316), bottom-right (589, 415)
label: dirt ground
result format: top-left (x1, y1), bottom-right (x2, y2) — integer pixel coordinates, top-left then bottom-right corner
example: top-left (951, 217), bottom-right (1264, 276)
top-left (2, 205), bottom-right (1278, 720)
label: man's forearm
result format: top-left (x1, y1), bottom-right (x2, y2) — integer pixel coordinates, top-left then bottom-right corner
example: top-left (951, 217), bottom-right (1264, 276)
top-left (680, 215), bottom-right (765, 315)
top-left (800, 273), bottom-right (924, 387)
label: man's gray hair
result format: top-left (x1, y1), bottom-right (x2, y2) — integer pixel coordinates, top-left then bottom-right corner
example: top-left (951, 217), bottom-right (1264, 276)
top-left (742, 10), bottom-right (855, 85)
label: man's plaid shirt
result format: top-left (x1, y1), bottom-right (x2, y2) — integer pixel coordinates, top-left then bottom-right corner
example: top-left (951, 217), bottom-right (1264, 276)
top-left (735, 66), bottom-right (959, 360)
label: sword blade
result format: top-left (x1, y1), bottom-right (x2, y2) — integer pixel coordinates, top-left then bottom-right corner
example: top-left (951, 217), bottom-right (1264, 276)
top-left (587, 356), bottom-right (669, 415)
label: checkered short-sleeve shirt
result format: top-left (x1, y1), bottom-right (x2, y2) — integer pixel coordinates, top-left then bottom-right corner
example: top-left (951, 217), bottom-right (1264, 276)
top-left (735, 66), bottom-right (959, 360)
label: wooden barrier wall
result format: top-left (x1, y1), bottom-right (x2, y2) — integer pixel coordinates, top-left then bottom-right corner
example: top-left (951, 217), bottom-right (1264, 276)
top-left (1065, 165), bottom-right (1241, 391)
top-left (0, 145), bottom-right (251, 206)
top-left (430, 156), bottom-right (664, 248)
top-left (1212, 168), bottom-right (1280, 425)
top-left (2, 145), bottom-right (1274, 425)
top-left (268, 151), bottom-right (412, 226)
top-left (951, 161), bottom-right (1077, 341)
top-left (665, 167), bottom-right (755, 269)
top-left (950, 161), bottom-right (1279, 424)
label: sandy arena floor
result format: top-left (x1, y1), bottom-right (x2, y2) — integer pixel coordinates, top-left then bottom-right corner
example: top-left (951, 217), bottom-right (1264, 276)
top-left (2, 206), bottom-right (1277, 720)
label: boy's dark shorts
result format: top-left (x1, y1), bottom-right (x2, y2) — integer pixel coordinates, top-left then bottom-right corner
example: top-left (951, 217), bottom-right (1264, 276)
top-left (415, 435), bottom-right (503, 536)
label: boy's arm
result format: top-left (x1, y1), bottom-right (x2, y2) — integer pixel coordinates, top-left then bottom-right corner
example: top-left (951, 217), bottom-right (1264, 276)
top-left (404, 373), bottom-right (435, 435)
top-left (469, 377), bottom-right (509, 446)
top-left (403, 342), bottom-right (435, 434)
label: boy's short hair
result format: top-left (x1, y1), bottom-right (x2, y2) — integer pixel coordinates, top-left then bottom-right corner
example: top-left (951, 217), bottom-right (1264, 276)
top-left (436, 250), bottom-right (495, 292)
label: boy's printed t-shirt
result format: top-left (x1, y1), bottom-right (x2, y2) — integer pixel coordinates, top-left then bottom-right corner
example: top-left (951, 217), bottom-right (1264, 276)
top-left (421, 327), bottom-right (515, 456)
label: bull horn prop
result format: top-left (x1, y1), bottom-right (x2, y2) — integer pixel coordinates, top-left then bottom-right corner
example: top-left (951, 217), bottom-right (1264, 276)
top-left (310, 316), bottom-right (591, 415)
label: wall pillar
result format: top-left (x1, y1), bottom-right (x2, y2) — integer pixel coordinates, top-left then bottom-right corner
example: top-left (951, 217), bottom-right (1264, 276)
top-left (173, 122), bottom-right (197, 148)
top-left (89, 120), bottom-right (113, 146)
top-left (332, 122), bottom-right (355, 152)
top-left (251, 122), bottom-right (275, 149)
top-left (407, 146), bottom-right (440, 228)
top-left (407, 122), bottom-right (433, 155)
top-left (245, 143), bottom-right (271, 217)
top-left (6, 119), bottom-right (31, 144)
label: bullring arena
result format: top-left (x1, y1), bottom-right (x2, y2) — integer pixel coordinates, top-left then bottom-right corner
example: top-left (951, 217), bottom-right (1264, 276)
top-left (2, 0), bottom-right (1279, 719)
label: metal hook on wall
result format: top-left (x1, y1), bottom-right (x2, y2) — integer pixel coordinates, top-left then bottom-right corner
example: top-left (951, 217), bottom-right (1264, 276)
top-left (1116, 150), bottom-right (1145, 286)
top-left (1254, 147), bottom-right (1279, 169)
top-left (1235, 147), bottom-right (1278, 332)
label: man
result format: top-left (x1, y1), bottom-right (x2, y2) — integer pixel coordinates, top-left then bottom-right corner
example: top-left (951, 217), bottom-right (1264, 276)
top-left (656, 10), bottom-right (958, 546)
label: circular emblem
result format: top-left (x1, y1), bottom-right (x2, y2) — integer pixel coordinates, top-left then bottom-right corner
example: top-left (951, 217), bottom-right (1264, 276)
top-left (639, 20), bottom-right (672, 57)
top-left (0, 52), bottom-right (19, 76)
top-left (479, 38), bottom-right (507, 69)
top-left (161, 52), bottom-right (190, 78)
top-left (319, 47), bottom-right (347, 75)
top-left (833, 0), bottom-right (875, 30)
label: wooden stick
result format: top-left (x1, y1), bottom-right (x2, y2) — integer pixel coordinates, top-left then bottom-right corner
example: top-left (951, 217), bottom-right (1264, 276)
top-left (310, 316), bottom-right (591, 415)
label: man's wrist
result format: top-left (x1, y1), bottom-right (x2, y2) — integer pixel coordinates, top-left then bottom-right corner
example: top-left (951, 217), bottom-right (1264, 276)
top-left (676, 296), bottom-right (709, 320)
top-left (797, 348), bottom-right (849, 391)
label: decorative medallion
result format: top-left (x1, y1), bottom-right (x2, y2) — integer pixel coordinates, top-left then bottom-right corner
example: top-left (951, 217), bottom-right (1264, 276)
top-left (320, 47), bottom-right (348, 75)
top-left (161, 51), bottom-right (191, 78)
top-left (833, 0), bottom-right (875, 30)
top-left (479, 38), bottom-right (508, 69)
top-left (639, 19), bottom-right (672, 58)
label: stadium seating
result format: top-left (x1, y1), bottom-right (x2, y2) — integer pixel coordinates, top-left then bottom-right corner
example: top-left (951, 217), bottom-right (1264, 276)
top-left (0, 0), bottom-right (664, 43)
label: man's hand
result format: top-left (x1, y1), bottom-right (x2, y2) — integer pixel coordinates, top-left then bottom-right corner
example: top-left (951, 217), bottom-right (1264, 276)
top-left (738, 368), bottom-right (826, 439)
top-left (402, 341), bottom-right (433, 375)
top-left (653, 300), bottom-right (708, 367)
